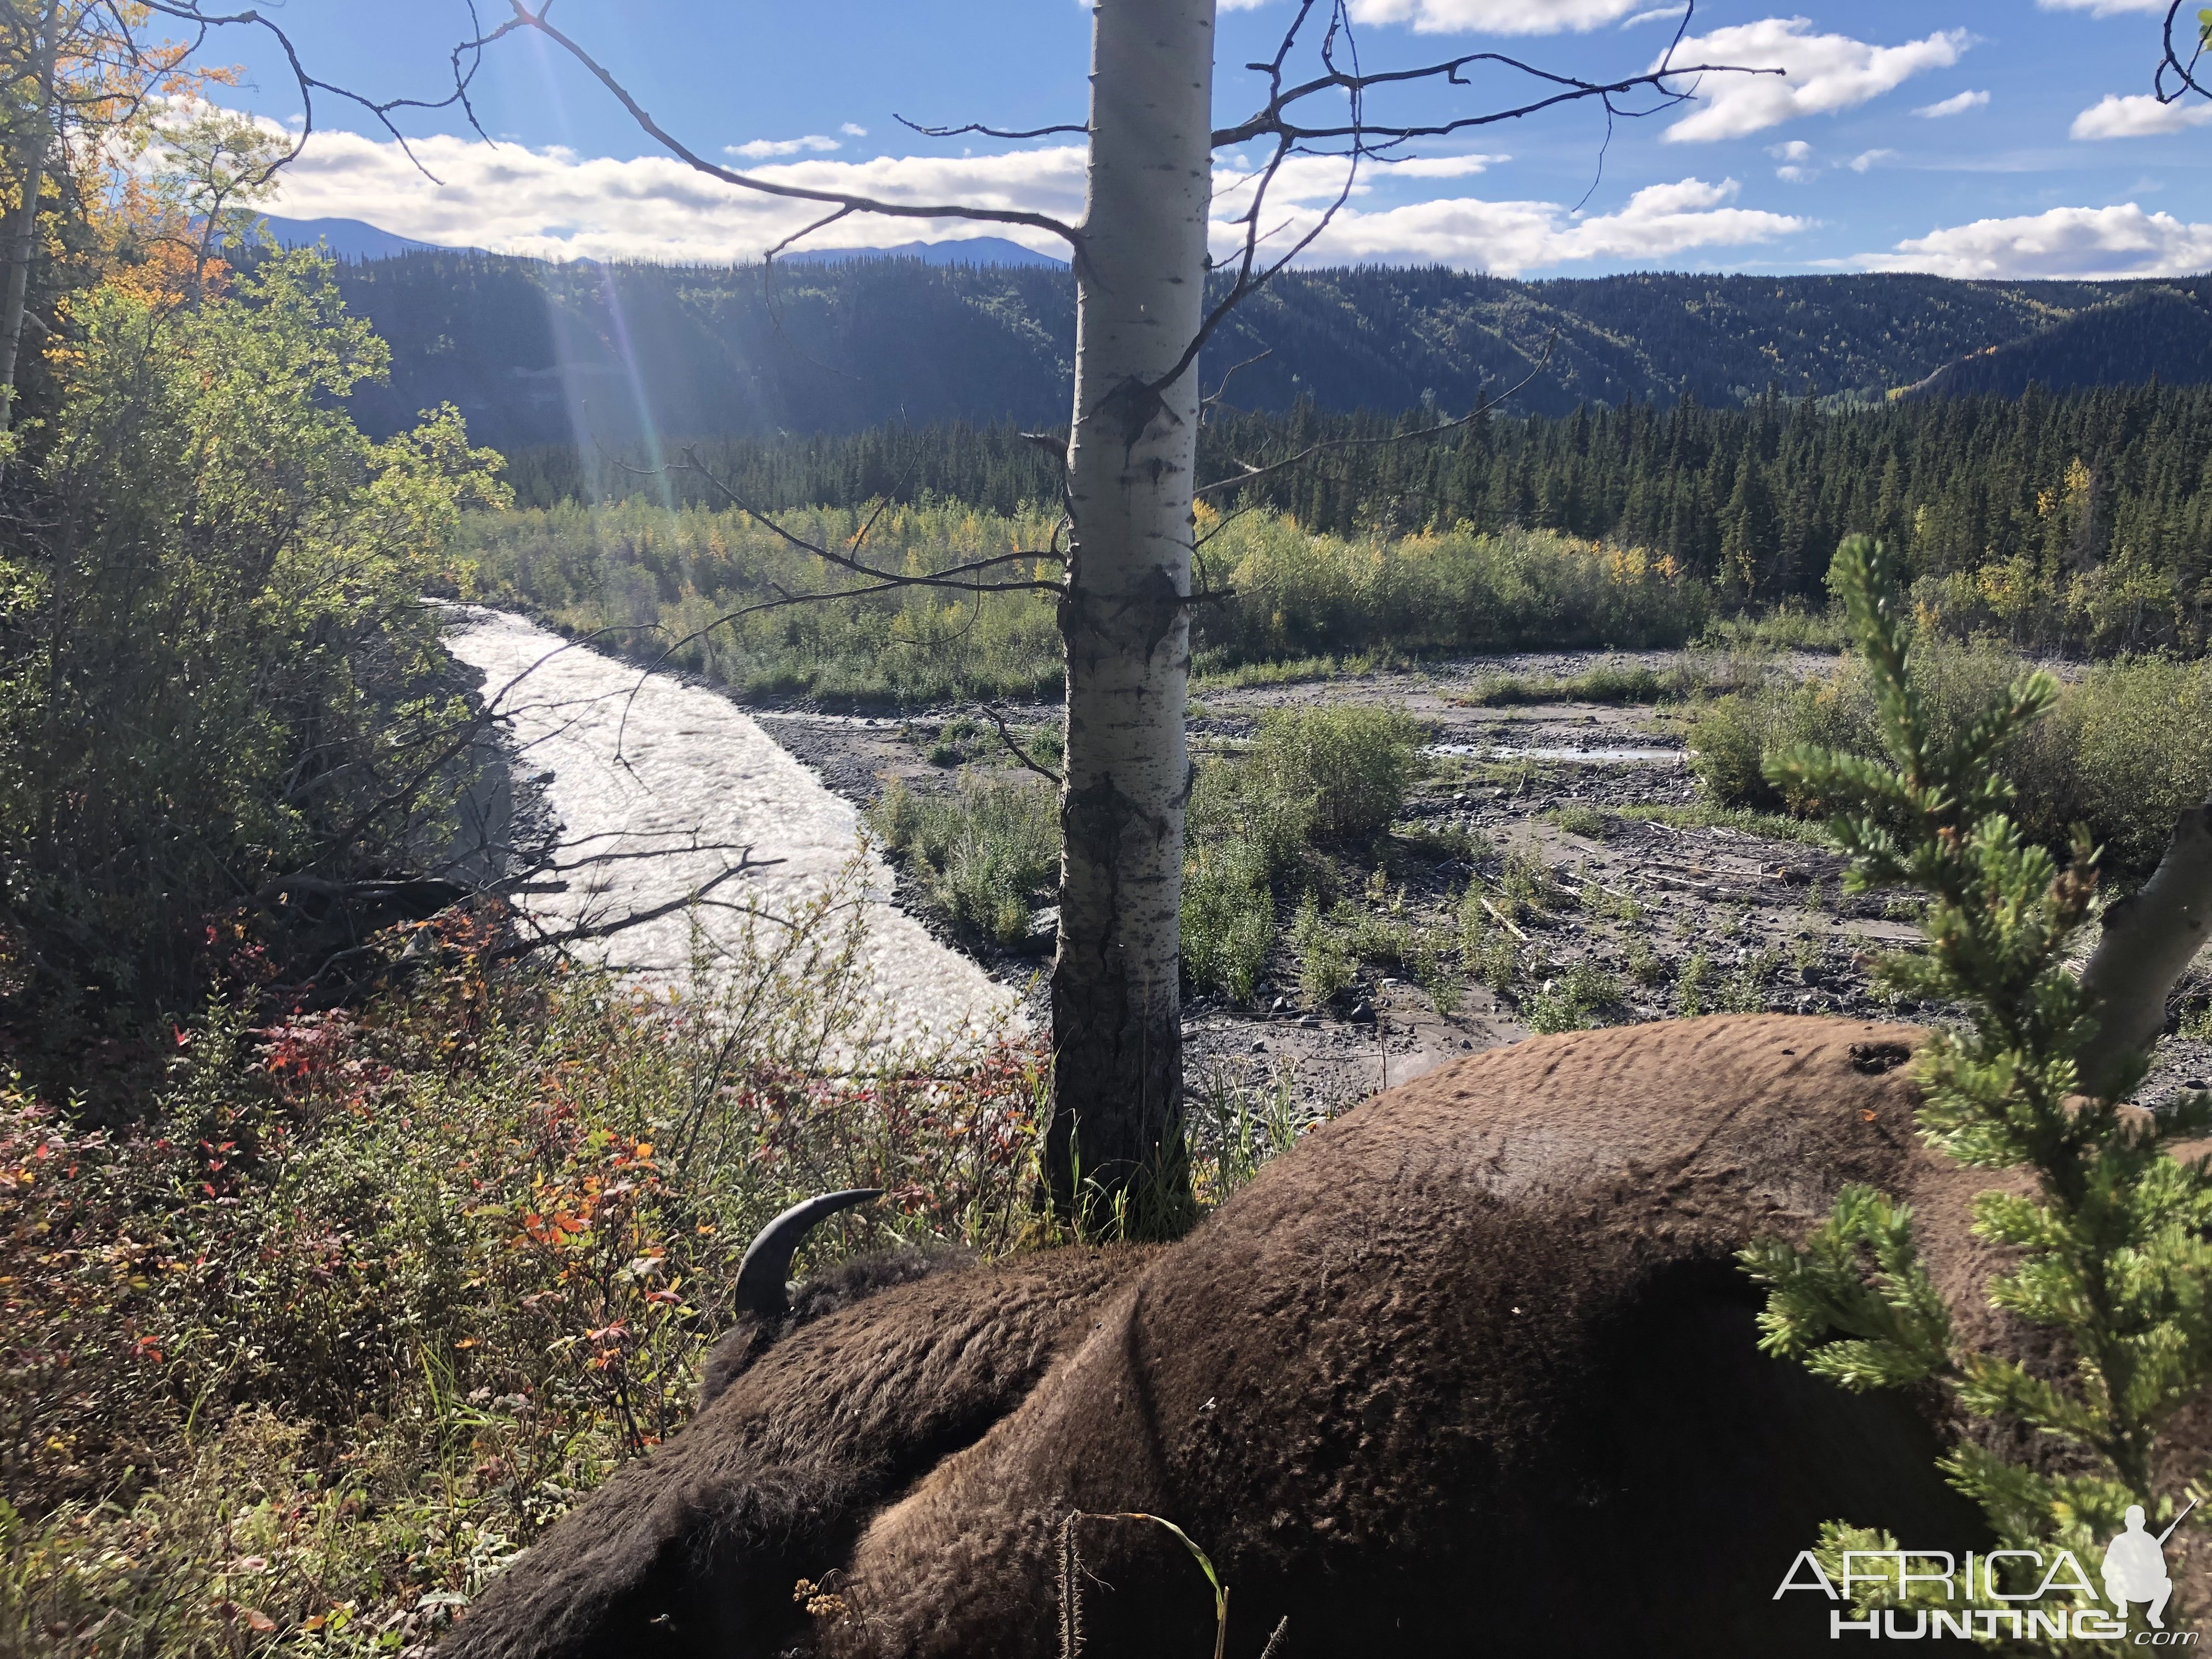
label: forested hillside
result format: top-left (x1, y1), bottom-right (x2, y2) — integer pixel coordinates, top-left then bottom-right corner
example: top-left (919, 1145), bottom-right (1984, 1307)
top-left (501, 381), bottom-right (2212, 656)
top-left (318, 249), bottom-right (2193, 450)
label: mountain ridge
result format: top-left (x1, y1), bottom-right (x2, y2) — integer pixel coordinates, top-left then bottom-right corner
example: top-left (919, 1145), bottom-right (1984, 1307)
top-left (304, 249), bottom-right (2203, 450)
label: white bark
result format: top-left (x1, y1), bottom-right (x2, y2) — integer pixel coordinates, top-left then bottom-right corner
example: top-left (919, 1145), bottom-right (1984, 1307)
top-left (1047, 0), bottom-right (1214, 1222)
top-left (2077, 798), bottom-right (2212, 1100)
top-left (0, 0), bottom-right (59, 441)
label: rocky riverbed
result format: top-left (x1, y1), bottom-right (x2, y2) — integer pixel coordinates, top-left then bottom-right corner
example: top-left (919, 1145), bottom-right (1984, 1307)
top-left (448, 616), bottom-right (2212, 1115)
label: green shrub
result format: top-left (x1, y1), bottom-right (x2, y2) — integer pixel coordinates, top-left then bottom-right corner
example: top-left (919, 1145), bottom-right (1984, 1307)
top-left (1676, 949), bottom-right (1714, 1017)
top-left (1198, 516), bottom-right (1712, 664)
top-left (1398, 820), bottom-right (1489, 864)
top-left (1457, 888), bottom-right (1520, 990)
top-left (1289, 895), bottom-right (1355, 1008)
top-left (1407, 929), bottom-right (1462, 1015)
top-left (1718, 947), bottom-right (1778, 1014)
top-left (1182, 842), bottom-right (1274, 1004)
top-left (1499, 839), bottom-right (1560, 916)
top-left (867, 774), bottom-right (1059, 946)
top-left (1187, 750), bottom-right (1314, 883)
top-left (1523, 960), bottom-right (1618, 1034)
top-left (1548, 804), bottom-right (1608, 840)
top-left (1250, 704), bottom-right (1424, 845)
top-left (1688, 633), bottom-right (2212, 877)
top-left (1336, 900), bottom-right (1410, 967)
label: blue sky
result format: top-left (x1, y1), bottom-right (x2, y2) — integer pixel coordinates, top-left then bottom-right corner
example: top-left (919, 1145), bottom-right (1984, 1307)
top-left (206, 1), bottom-right (2212, 279)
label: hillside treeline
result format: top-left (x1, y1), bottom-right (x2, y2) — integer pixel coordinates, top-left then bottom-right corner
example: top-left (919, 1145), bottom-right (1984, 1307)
top-left (510, 381), bottom-right (2212, 654)
top-left (320, 247), bottom-right (2185, 448)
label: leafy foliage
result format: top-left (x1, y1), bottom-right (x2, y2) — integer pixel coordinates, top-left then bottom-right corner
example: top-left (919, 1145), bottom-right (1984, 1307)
top-left (0, 250), bottom-right (506, 1025)
top-left (1740, 534), bottom-right (2212, 1636)
top-left (0, 875), bottom-right (1055, 1657)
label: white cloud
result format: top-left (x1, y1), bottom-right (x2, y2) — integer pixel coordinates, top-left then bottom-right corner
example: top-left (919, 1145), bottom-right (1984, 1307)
top-left (268, 129), bottom-right (1086, 263)
top-left (1856, 203), bottom-right (2212, 278)
top-left (839, 123), bottom-right (868, 138)
top-left (2036, 0), bottom-right (2166, 14)
top-left (1848, 148), bottom-right (1897, 172)
top-left (1621, 5), bottom-right (1690, 26)
top-left (1775, 165), bottom-right (1815, 182)
top-left (1227, 175), bottom-right (1805, 274)
top-left (2070, 92), bottom-right (2212, 138)
top-left (1767, 139), bottom-right (1813, 160)
top-left (1210, 150), bottom-right (1501, 211)
top-left (1218, 0), bottom-right (1275, 9)
top-left (262, 120), bottom-right (1795, 277)
top-left (1375, 154), bottom-right (1505, 178)
top-left (1346, 0), bottom-right (1647, 35)
top-left (1914, 89), bottom-right (1989, 118)
top-left (726, 134), bottom-right (844, 159)
top-left (1660, 18), bottom-right (1971, 143)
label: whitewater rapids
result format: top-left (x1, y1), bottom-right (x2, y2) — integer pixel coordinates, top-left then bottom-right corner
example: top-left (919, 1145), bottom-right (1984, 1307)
top-left (442, 607), bottom-right (1018, 1048)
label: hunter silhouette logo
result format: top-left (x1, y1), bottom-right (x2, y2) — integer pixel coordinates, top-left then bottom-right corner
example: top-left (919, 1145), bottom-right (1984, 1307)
top-left (1775, 1498), bottom-right (2201, 1643)
top-left (2107, 1503), bottom-right (2192, 1632)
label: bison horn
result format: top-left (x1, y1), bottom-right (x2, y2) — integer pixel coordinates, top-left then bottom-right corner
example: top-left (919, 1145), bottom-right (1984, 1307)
top-left (733, 1188), bottom-right (884, 1317)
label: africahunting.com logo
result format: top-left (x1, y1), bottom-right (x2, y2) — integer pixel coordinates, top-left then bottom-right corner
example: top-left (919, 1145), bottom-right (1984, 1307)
top-left (1776, 1502), bottom-right (2200, 1644)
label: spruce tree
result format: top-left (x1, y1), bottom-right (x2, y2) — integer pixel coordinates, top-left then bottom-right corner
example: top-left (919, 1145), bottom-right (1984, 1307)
top-left (1740, 534), bottom-right (2212, 1640)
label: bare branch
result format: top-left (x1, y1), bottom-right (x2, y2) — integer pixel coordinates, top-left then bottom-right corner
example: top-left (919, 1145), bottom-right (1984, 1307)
top-left (976, 702), bottom-right (1064, 788)
top-left (1201, 348), bottom-right (1274, 418)
top-left (1193, 331), bottom-right (1559, 503)
top-left (465, 4), bottom-right (1082, 247)
top-left (2158, 0), bottom-right (2212, 106)
top-left (895, 114), bottom-right (1087, 141)
top-left (137, 0), bottom-right (510, 185)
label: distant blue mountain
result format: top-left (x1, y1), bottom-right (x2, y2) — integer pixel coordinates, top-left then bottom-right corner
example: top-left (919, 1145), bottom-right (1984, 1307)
top-left (787, 236), bottom-right (1064, 268)
top-left (257, 215), bottom-right (452, 259)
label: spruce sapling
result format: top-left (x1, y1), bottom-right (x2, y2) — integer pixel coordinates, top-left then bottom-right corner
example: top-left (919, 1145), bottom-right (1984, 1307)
top-left (1739, 535), bottom-right (2212, 1637)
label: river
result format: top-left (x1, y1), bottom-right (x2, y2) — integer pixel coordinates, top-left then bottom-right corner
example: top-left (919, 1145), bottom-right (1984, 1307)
top-left (442, 607), bottom-right (1017, 1048)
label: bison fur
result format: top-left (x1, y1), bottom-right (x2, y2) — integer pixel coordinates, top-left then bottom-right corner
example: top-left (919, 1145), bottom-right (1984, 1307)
top-left (449, 1015), bottom-right (2196, 1658)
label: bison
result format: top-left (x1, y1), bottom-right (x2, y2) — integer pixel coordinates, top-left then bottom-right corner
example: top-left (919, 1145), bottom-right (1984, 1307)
top-left (443, 1014), bottom-right (2163, 1658)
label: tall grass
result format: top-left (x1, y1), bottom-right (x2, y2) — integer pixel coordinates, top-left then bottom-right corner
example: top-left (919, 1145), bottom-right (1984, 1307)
top-left (455, 499), bottom-right (1066, 706)
top-left (455, 499), bottom-right (1716, 707)
top-left (870, 775), bottom-right (1059, 947)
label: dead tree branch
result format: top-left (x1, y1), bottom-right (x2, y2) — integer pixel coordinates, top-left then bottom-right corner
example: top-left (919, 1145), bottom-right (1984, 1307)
top-left (2077, 797), bottom-right (2212, 1099)
top-left (977, 702), bottom-right (1064, 789)
top-left (2158, 0), bottom-right (2212, 106)
top-left (457, 3), bottom-right (1083, 252)
top-left (1193, 330), bottom-right (1559, 509)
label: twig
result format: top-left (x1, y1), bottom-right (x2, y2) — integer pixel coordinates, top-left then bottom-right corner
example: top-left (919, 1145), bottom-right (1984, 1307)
top-left (1479, 895), bottom-right (1527, 941)
top-left (977, 702), bottom-right (1064, 788)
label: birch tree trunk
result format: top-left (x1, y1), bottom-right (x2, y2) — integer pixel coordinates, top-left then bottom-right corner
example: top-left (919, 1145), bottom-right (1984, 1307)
top-left (1046, 0), bottom-right (1214, 1228)
top-left (0, 0), bottom-right (59, 442)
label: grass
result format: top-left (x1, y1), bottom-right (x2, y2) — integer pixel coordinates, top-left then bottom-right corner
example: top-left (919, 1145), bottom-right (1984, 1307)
top-left (1192, 651), bottom-right (1396, 691)
top-left (1615, 802), bottom-right (1832, 848)
top-left (1522, 960), bottom-right (1620, 1034)
top-left (1454, 662), bottom-right (1686, 707)
top-left (1547, 803), bottom-right (1609, 840)
top-left (868, 774), bottom-right (1059, 947)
